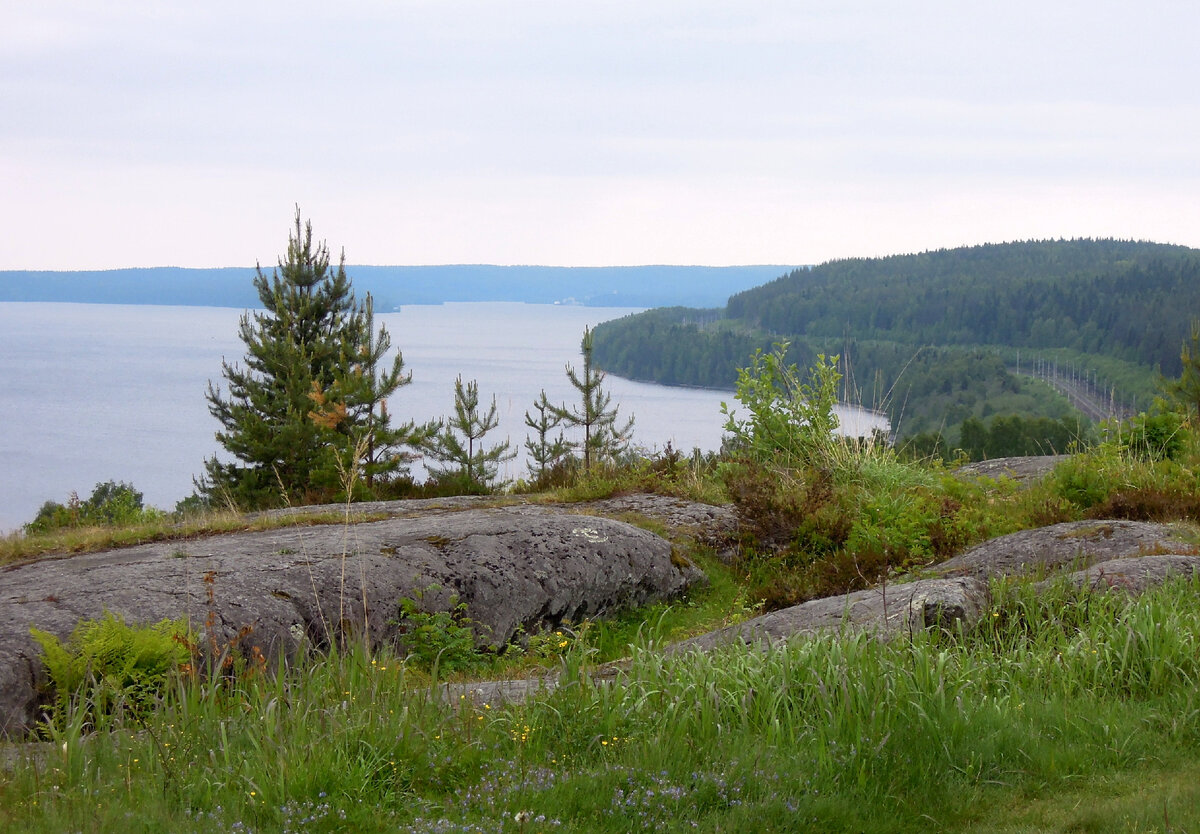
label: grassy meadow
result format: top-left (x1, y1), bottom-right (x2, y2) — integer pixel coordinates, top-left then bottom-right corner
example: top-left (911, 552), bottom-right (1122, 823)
top-left (5, 396), bottom-right (1200, 832)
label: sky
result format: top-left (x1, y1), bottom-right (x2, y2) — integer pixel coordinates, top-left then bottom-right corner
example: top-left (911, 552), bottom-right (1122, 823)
top-left (3, 1), bottom-right (1198, 270)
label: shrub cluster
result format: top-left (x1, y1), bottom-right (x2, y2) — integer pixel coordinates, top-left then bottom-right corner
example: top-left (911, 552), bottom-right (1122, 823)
top-left (24, 480), bottom-right (165, 534)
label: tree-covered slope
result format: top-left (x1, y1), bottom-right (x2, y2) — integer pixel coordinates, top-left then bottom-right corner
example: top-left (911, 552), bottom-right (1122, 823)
top-left (727, 239), bottom-right (1199, 372)
top-left (592, 239), bottom-right (1200, 442)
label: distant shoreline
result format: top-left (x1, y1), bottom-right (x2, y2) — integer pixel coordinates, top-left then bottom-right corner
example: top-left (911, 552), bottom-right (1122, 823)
top-left (0, 264), bottom-right (798, 311)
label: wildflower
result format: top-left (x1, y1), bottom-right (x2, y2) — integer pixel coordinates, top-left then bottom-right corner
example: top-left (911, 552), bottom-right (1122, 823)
top-left (514, 810), bottom-right (532, 823)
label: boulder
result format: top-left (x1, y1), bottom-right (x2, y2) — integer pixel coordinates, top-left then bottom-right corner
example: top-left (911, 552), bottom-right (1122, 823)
top-left (930, 520), bottom-right (1195, 580)
top-left (667, 576), bottom-right (990, 654)
top-left (1049, 554), bottom-right (1200, 594)
top-left (0, 504), bottom-right (703, 737)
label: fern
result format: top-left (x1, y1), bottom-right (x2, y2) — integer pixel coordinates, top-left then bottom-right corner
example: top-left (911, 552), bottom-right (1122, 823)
top-left (31, 611), bottom-right (192, 731)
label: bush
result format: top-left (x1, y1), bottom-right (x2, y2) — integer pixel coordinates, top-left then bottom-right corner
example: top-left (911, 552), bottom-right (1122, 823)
top-left (1105, 409), bottom-right (1187, 462)
top-left (393, 591), bottom-right (483, 675)
top-left (25, 480), bottom-right (164, 534)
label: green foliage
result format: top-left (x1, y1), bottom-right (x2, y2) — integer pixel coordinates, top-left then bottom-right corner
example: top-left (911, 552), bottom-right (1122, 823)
top-left (720, 342), bottom-right (842, 470)
top-left (11, 579), bottom-right (1200, 832)
top-left (1105, 407), bottom-right (1188, 462)
top-left (593, 240), bottom-right (1200, 441)
top-left (426, 376), bottom-right (516, 492)
top-left (24, 480), bottom-right (164, 533)
top-left (523, 389), bottom-right (572, 487)
top-left (727, 239), bottom-right (1199, 375)
top-left (393, 591), bottom-right (483, 675)
top-left (200, 209), bottom-right (429, 509)
top-left (1163, 319), bottom-right (1200, 416)
top-left (952, 413), bottom-right (1090, 461)
top-left (31, 611), bottom-right (192, 732)
top-left (550, 326), bottom-right (635, 473)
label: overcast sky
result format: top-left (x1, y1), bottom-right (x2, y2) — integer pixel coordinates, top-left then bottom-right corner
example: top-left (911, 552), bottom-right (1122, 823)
top-left (3, 1), bottom-right (1198, 269)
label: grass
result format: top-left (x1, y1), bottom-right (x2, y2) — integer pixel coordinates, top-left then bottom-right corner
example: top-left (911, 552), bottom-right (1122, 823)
top-left (0, 508), bottom-right (393, 566)
top-left (5, 574), bottom-right (1200, 832)
top-left (8, 410), bottom-right (1200, 830)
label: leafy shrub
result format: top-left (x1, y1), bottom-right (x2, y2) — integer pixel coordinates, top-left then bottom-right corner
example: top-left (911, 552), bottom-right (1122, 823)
top-left (25, 480), bottom-right (165, 533)
top-left (393, 591), bottom-right (483, 675)
top-left (31, 611), bottom-right (192, 732)
top-left (1105, 409), bottom-right (1187, 462)
top-left (1046, 453), bottom-right (1116, 510)
top-left (720, 342), bottom-right (843, 470)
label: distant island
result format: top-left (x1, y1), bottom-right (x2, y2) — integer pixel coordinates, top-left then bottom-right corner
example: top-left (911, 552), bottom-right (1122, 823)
top-left (0, 264), bottom-right (796, 310)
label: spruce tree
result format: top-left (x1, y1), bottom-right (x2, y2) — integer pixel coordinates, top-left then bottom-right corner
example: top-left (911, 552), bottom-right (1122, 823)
top-left (427, 376), bottom-right (515, 492)
top-left (551, 327), bottom-right (634, 473)
top-left (201, 210), bottom-right (421, 507)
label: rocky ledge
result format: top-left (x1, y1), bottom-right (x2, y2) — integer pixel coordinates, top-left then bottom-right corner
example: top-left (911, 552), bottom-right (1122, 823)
top-left (0, 501), bottom-right (704, 736)
top-left (451, 518), bottom-right (1200, 707)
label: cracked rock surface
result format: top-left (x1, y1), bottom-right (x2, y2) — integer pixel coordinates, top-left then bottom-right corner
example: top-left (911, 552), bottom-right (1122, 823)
top-left (0, 503), bottom-right (703, 736)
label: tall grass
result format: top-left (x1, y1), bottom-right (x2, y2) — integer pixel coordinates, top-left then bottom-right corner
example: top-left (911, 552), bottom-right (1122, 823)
top-left (6, 575), bottom-right (1200, 832)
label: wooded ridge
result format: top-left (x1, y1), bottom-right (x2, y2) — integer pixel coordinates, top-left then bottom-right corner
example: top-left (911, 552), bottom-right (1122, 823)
top-left (591, 239), bottom-right (1199, 442)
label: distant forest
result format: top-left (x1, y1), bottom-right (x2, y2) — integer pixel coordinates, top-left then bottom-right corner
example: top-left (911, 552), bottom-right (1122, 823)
top-left (0, 264), bottom-right (792, 310)
top-left (591, 239), bottom-right (1200, 443)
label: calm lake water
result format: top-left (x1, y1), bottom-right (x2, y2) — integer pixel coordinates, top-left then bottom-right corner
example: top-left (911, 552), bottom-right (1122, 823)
top-left (0, 302), bottom-right (886, 532)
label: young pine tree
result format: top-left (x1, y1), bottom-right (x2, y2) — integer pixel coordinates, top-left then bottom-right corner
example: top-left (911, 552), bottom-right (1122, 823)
top-left (427, 376), bottom-right (515, 493)
top-left (551, 327), bottom-right (634, 473)
top-left (328, 294), bottom-right (436, 490)
top-left (524, 389), bottom-right (571, 486)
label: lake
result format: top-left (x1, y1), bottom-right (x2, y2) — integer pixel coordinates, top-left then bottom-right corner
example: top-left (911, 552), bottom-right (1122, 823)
top-left (0, 302), bottom-right (887, 532)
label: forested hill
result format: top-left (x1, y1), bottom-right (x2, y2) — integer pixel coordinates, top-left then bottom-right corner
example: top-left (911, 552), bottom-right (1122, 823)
top-left (726, 239), bottom-right (1198, 371)
top-left (0, 264), bottom-right (792, 310)
top-left (591, 239), bottom-right (1200, 444)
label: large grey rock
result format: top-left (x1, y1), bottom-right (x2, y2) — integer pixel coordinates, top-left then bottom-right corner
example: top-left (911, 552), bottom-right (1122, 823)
top-left (667, 576), bottom-right (990, 654)
top-left (1050, 554), bottom-right (1200, 594)
top-left (931, 520), bottom-right (1194, 580)
top-left (0, 504), bottom-right (703, 737)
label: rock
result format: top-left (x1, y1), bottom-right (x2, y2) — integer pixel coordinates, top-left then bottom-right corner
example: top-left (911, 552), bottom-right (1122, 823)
top-left (930, 520), bottom-right (1194, 580)
top-left (575, 493), bottom-right (739, 546)
top-left (666, 576), bottom-right (990, 654)
top-left (0, 504), bottom-right (703, 737)
top-left (954, 455), bottom-right (1067, 485)
top-left (1049, 554), bottom-right (1200, 594)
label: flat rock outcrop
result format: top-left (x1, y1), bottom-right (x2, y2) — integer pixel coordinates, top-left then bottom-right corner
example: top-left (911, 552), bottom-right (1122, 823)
top-left (0, 504), bottom-right (703, 736)
top-left (575, 493), bottom-right (739, 546)
top-left (667, 519), bottom-right (1198, 660)
top-left (667, 576), bottom-right (990, 653)
top-left (954, 455), bottom-right (1067, 484)
top-left (930, 519), bottom-right (1196, 580)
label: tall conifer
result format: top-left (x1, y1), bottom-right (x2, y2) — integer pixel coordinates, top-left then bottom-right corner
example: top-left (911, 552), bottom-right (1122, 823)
top-left (200, 209), bottom-right (423, 507)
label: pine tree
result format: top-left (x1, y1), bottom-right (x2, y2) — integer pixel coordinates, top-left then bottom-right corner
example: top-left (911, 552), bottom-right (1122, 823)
top-left (523, 390), bottom-right (571, 485)
top-left (427, 376), bottom-right (515, 492)
top-left (201, 209), bottom-right (422, 507)
top-left (333, 294), bottom-right (436, 489)
top-left (551, 327), bottom-right (634, 473)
